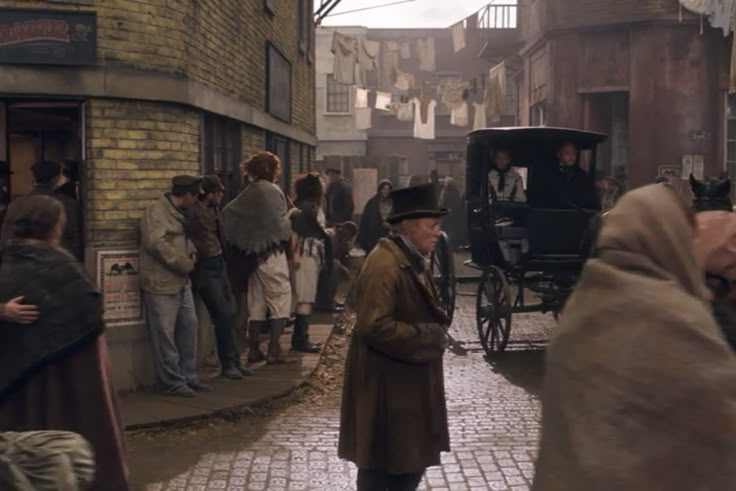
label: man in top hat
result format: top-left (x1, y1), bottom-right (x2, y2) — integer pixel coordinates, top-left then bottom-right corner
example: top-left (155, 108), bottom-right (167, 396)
top-left (188, 174), bottom-right (252, 379)
top-left (339, 183), bottom-right (451, 491)
top-left (140, 175), bottom-right (210, 397)
top-left (324, 167), bottom-right (354, 226)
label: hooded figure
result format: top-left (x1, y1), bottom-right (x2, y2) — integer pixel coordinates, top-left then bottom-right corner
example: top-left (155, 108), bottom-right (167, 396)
top-left (356, 179), bottom-right (392, 253)
top-left (533, 184), bottom-right (736, 491)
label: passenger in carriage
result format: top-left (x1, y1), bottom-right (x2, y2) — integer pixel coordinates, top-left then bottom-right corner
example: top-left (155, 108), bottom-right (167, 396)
top-left (488, 148), bottom-right (527, 203)
top-left (532, 142), bottom-right (600, 210)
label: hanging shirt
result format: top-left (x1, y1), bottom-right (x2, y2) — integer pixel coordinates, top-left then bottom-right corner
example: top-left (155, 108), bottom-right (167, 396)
top-left (395, 71), bottom-right (415, 91)
top-left (397, 102), bottom-right (414, 122)
top-left (473, 102), bottom-right (488, 130)
top-left (451, 21), bottom-right (466, 53)
top-left (355, 88), bottom-right (369, 109)
top-left (375, 91), bottom-right (392, 111)
top-left (332, 32), bottom-right (357, 85)
top-left (441, 82), bottom-right (470, 110)
top-left (380, 41), bottom-right (401, 90)
top-left (355, 107), bottom-right (372, 130)
top-left (417, 37), bottom-right (436, 72)
top-left (413, 98), bottom-right (436, 140)
top-left (356, 38), bottom-right (380, 87)
top-left (450, 102), bottom-right (469, 127)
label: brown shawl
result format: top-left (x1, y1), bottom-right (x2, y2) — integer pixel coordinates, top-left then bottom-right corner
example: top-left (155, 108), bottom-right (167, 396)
top-left (533, 185), bottom-right (736, 491)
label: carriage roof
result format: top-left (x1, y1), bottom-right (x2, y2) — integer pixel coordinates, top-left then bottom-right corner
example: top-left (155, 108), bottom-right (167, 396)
top-left (467, 126), bottom-right (608, 155)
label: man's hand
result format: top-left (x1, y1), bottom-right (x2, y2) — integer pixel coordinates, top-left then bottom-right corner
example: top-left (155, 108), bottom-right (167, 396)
top-left (2, 297), bottom-right (40, 324)
top-left (417, 322), bottom-right (449, 350)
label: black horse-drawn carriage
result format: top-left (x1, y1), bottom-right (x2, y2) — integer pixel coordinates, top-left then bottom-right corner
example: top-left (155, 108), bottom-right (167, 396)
top-left (431, 127), bottom-right (609, 355)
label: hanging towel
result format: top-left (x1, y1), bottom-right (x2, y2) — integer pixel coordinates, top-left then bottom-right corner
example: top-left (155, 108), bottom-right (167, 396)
top-left (441, 82), bottom-right (470, 110)
top-left (451, 21), bottom-right (466, 53)
top-left (473, 102), bottom-right (488, 130)
top-left (355, 88), bottom-right (369, 109)
top-left (375, 91), bottom-right (392, 111)
top-left (355, 107), bottom-right (372, 130)
top-left (450, 102), bottom-right (469, 127)
top-left (413, 98), bottom-right (437, 140)
top-left (397, 102), bottom-right (414, 122)
top-left (331, 32), bottom-right (358, 85)
top-left (486, 63), bottom-right (507, 123)
top-left (395, 71), bottom-right (416, 91)
top-left (417, 37), bottom-right (436, 72)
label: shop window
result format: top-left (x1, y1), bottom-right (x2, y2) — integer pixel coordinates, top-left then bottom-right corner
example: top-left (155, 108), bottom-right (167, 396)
top-left (202, 114), bottom-right (242, 203)
top-left (266, 43), bottom-right (292, 123)
top-left (326, 74), bottom-right (350, 113)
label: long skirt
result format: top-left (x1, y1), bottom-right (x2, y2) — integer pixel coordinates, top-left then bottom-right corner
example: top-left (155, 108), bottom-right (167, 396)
top-left (0, 335), bottom-right (129, 491)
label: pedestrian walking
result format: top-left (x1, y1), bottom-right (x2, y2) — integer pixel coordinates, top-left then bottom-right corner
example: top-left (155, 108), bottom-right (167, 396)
top-left (356, 179), bottom-right (392, 254)
top-left (290, 174), bottom-right (332, 353)
top-left (0, 194), bottom-right (128, 490)
top-left (188, 174), bottom-right (253, 379)
top-left (339, 183), bottom-right (451, 491)
top-left (325, 168), bottom-right (354, 225)
top-left (140, 175), bottom-right (210, 397)
top-left (221, 152), bottom-right (295, 365)
top-left (533, 184), bottom-right (736, 491)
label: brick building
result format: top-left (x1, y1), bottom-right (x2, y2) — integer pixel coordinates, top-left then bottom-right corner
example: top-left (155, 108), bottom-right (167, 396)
top-left (512, 0), bottom-right (733, 189)
top-left (0, 1), bottom-right (316, 389)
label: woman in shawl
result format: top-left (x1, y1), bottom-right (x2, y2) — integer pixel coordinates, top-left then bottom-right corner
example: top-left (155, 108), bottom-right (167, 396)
top-left (0, 194), bottom-right (128, 490)
top-left (533, 184), bottom-right (736, 491)
top-left (357, 179), bottom-right (392, 254)
top-left (290, 174), bottom-right (333, 353)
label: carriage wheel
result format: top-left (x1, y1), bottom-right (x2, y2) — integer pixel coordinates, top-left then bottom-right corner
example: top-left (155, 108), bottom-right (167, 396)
top-left (476, 266), bottom-right (512, 356)
top-left (431, 233), bottom-right (457, 322)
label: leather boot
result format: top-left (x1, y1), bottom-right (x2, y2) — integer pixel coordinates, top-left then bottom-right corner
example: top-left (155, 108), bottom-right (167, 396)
top-left (267, 318), bottom-right (296, 364)
top-left (291, 315), bottom-right (321, 353)
top-left (247, 321), bottom-right (266, 363)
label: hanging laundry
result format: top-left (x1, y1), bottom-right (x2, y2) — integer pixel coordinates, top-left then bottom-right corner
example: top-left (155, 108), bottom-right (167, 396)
top-left (397, 102), bottom-right (414, 122)
top-left (709, 0), bottom-right (736, 35)
top-left (466, 12), bottom-right (479, 45)
top-left (375, 91), bottom-right (392, 111)
top-left (679, 0), bottom-right (709, 14)
top-left (418, 81), bottom-right (433, 124)
top-left (332, 31), bottom-right (358, 85)
top-left (486, 62), bottom-right (507, 123)
top-left (451, 21), bottom-right (466, 53)
top-left (417, 37), bottom-right (436, 72)
top-left (355, 88), bottom-right (369, 109)
top-left (395, 71), bottom-right (416, 91)
top-left (380, 41), bottom-right (401, 90)
top-left (450, 102), bottom-right (469, 127)
top-left (441, 82), bottom-right (470, 110)
top-left (473, 102), bottom-right (487, 130)
top-left (356, 38), bottom-right (380, 87)
top-left (400, 41), bottom-right (411, 59)
top-left (355, 107), bottom-right (372, 130)
top-left (413, 98), bottom-right (437, 140)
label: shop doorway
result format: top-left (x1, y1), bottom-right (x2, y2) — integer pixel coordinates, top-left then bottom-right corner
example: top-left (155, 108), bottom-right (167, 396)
top-left (0, 100), bottom-right (85, 252)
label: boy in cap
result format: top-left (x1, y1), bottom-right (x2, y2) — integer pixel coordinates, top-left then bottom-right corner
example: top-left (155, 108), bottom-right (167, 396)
top-left (189, 174), bottom-right (253, 379)
top-left (140, 175), bottom-right (210, 397)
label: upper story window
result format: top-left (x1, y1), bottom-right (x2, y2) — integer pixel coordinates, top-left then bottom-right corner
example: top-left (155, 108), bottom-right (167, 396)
top-left (266, 43), bottom-right (292, 122)
top-left (298, 0), bottom-right (314, 61)
top-left (326, 74), bottom-right (350, 113)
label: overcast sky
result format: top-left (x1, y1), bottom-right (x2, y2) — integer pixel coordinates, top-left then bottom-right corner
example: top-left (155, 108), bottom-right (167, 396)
top-left (319, 0), bottom-right (515, 28)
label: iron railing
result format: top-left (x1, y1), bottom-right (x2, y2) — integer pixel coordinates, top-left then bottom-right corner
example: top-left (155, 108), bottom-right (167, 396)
top-left (478, 2), bottom-right (518, 30)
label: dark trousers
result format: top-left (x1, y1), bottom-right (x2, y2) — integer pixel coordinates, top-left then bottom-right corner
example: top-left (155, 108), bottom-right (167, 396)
top-left (357, 469), bottom-right (424, 491)
top-left (315, 260), bottom-right (339, 310)
top-left (191, 254), bottom-right (241, 369)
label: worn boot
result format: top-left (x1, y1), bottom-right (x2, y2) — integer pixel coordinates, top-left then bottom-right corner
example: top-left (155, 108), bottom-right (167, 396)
top-left (267, 318), bottom-right (296, 365)
top-left (291, 315), bottom-right (321, 353)
top-left (247, 321), bottom-right (267, 363)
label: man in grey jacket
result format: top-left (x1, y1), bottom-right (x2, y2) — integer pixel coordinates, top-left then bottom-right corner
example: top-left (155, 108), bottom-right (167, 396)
top-left (140, 175), bottom-right (209, 397)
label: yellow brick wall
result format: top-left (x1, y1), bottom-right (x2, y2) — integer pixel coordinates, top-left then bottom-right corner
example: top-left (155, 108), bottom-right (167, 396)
top-left (85, 99), bottom-right (201, 245)
top-left (242, 127), bottom-right (267, 160)
top-left (0, 0), bottom-right (316, 135)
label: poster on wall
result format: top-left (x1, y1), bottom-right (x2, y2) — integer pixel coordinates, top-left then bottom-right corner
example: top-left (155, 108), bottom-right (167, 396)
top-left (352, 168), bottom-right (378, 215)
top-left (96, 250), bottom-right (143, 326)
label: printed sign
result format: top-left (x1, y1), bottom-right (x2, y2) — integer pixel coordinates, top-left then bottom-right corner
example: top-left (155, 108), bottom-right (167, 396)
top-left (0, 8), bottom-right (96, 66)
top-left (658, 165), bottom-right (681, 183)
top-left (96, 250), bottom-right (143, 326)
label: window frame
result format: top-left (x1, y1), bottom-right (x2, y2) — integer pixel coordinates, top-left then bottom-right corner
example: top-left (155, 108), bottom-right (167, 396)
top-left (324, 74), bottom-right (351, 115)
top-left (266, 42), bottom-right (292, 123)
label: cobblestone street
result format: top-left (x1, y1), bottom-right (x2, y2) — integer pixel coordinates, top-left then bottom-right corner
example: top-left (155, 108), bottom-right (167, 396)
top-left (127, 288), bottom-right (554, 491)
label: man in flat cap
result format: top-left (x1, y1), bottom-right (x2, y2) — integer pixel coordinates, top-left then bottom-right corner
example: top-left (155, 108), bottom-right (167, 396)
top-left (339, 183), bottom-right (451, 491)
top-left (140, 175), bottom-right (210, 397)
top-left (188, 174), bottom-right (253, 379)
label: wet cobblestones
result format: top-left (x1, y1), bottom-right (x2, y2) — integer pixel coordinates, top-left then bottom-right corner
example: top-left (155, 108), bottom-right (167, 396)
top-left (128, 294), bottom-right (554, 491)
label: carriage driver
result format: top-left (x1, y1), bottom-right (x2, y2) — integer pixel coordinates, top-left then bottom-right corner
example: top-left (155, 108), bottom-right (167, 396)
top-left (488, 148), bottom-right (527, 203)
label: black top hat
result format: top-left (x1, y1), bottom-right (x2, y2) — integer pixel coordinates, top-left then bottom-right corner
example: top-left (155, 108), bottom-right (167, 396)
top-left (386, 183), bottom-right (448, 224)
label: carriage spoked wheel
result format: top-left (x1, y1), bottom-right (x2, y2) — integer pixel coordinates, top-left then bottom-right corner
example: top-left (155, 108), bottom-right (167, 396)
top-left (430, 232), bottom-right (457, 323)
top-left (476, 266), bottom-right (512, 356)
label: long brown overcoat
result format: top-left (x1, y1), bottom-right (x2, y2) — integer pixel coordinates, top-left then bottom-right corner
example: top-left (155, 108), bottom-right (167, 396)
top-left (533, 185), bottom-right (736, 491)
top-left (338, 237), bottom-right (450, 475)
